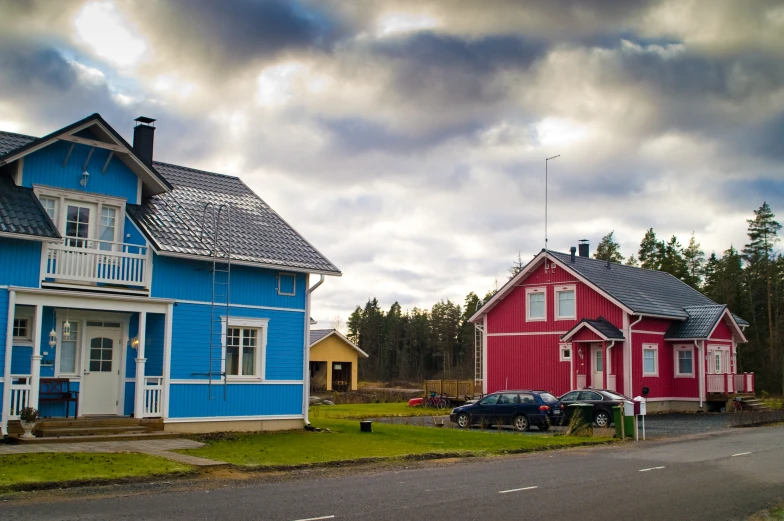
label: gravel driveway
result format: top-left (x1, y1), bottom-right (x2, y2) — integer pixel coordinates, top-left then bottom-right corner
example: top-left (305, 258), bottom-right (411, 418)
top-left (371, 412), bottom-right (732, 438)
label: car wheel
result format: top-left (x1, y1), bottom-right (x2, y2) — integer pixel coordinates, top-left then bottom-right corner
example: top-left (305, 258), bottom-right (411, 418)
top-left (594, 410), bottom-right (611, 428)
top-left (457, 413), bottom-right (470, 428)
top-left (513, 415), bottom-right (530, 432)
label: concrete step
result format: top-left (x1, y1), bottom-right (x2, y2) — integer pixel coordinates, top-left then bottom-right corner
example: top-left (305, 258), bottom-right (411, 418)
top-left (39, 426), bottom-right (150, 437)
top-left (14, 431), bottom-right (182, 444)
top-left (37, 418), bottom-right (163, 429)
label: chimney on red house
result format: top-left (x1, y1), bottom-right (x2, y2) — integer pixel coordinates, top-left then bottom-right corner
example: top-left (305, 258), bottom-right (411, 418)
top-left (578, 239), bottom-right (589, 258)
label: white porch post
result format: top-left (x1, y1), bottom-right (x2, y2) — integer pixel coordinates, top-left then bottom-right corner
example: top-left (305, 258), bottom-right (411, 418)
top-left (134, 311), bottom-right (147, 419)
top-left (28, 304), bottom-right (44, 411)
top-left (162, 303), bottom-right (173, 419)
top-left (1, 290), bottom-right (16, 435)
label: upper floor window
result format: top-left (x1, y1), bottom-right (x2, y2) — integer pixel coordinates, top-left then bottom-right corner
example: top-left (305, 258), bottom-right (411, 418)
top-left (40, 197), bottom-right (58, 221)
top-left (555, 285), bottom-right (576, 320)
top-left (34, 187), bottom-right (124, 248)
top-left (278, 272), bottom-right (296, 296)
top-left (525, 287), bottom-right (546, 321)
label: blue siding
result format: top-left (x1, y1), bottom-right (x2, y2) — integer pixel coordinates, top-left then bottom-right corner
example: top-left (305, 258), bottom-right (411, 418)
top-left (0, 238), bottom-right (42, 287)
top-left (144, 313), bottom-right (165, 377)
top-left (151, 255), bottom-right (306, 309)
top-left (170, 303), bottom-right (305, 381)
top-left (124, 216), bottom-right (147, 246)
top-left (124, 382), bottom-right (135, 415)
top-left (22, 141), bottom-right (139, 202)
top-left (40, 307), bottom-right (55, 378)
top-left (125, 313), bottom-right (139, 378)
top-left (0, 290), bottom-right (7, 374)
top-left (10, 345), bottom-right (32, 374)
top-left (168, 383), bottom-right (302, 418)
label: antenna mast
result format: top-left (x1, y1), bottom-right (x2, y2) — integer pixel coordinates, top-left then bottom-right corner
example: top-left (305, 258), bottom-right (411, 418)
top-left (545, 155), bottom-right (560, 255)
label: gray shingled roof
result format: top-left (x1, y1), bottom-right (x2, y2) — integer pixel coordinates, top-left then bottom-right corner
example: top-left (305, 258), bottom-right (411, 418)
top-left (665, 305), bottom-right (726, 339)
top-left (549, 251), bottom-right (716, 319)
top-left (0, 171), bottom-right (60, 238)
top-left (128, 162), bottom-right (340, 274)
top-left (0, 129), bottom-right (339, 274)
top-left (310, 329), bottom-right (335, 345)
top-left (563, 317), bottom-right (625, 340)
top-left (0, 131), bottom-right (35, 156)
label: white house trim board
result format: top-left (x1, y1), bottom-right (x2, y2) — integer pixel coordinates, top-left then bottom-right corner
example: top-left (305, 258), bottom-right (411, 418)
top-left (482, 315), bottom-right (488, 394)
top-left (169, 379), bottom-right (303, 385)
top-left (13, 287), bottom-right (172, 314)
top-left (172, 298), bottom-right (305, 314)
top-left (14, 157), bottom-right (23, 185)
top-left (0, 231), bottom-right (60, 243)
top-left (59, 133), bottom-right (126, 153)
top-left (162, 302), bottom-right (173, 419)
top-left (309, 330), bottom-right (369, 358)
top-left (562, 322), bottom-right (622, 342)
top-left (487, 331), bottom-right (568, 337)
top-left (164, 414), bottom-right (304, 423)
top-left (2, 290), bottom-right (17, 436)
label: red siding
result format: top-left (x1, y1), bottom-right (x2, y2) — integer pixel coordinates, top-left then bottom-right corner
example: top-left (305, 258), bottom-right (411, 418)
top-left (710, 319), bottom-right (733, 341)
top-left (486, 334), bottom-right (570, 395)
top-left (634, 335), bottom-right (699, 399)
top-left (636, 317), bottom-right (671, 333)
top-left (571, 328), bottom-right (604, 342)
top-left (488, 262), bottom-right (623, 334)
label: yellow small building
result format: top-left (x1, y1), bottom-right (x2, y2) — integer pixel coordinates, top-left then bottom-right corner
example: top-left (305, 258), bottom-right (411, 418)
top-left (309, 329), bottom-right (368, 392)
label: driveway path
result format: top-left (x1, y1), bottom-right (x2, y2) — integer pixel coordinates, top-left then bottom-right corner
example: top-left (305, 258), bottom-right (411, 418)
top-left (0, 439), bottom-right (226, 467)
top-left (2, 425), bottom-right (782, 520)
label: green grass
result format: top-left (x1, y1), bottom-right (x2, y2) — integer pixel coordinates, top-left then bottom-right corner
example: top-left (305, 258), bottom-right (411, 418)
top-left (311, 402), bottom-right (441, 419)
top-left (761, 395), bottom-right (783, 410)
top-left (180, 417), bottom-right (608, 468)
top-left (0, 453), bottom-right (194, 491)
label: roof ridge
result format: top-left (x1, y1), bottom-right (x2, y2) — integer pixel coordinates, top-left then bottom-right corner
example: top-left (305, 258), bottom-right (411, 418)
top-left (0, 129), bottom-right (38, 140)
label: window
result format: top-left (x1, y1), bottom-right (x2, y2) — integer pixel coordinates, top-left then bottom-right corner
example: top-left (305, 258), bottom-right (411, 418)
top-left (561, 391), bottom-right (580, 402)
top-left (89, 337), bottom-right (114, 372)
top-left (59, 320), bottom-right (79, 375)
top-left (99, 206), bottom-right (117, 250)
top-left (714, 352), bottom-right (722, 374)
top-left (65, 204), bottom-right (91, 247)
top-left (643, 344), bottom-right (658, 376)
top-left (12, 318), bottom-right (30, 341)
top-left (526, 287), bottom-right (546, 321)
top-left (479, 394), bottom-right (499, 405)
top-left (579, 391), bottom-right (603, 401)
top-left (278, 273), bottom-right (296, 296)
top-left (40, 197), bottom-right (58, 222)
top-left (224, 318), bottom-right (268, 379)
top-left (675, 347), bottom-right (694, 377)
top-left (560, 343), bottom-right (572, 362)
top-left (594, 349), bottom-right (603, 372)
top-left (555, 285), bottom-right (576, 319)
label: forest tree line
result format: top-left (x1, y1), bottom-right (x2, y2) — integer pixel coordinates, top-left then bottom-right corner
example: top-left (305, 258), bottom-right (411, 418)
top-left (346, 202), bottom-right (784, 394)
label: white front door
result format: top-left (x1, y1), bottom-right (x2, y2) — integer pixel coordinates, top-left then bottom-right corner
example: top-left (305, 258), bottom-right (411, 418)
top-left (81, 326), bottom-right (122, 415)
top-left (591, 345), bottom-right (604, 389)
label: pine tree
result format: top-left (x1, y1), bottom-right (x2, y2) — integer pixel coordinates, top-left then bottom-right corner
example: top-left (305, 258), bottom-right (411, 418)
top-left (638, 228), bottom-right (663, 270)
top-left (594, 231), bottom-right (624, 263)
top-left (508, 252), bottom-right (525, 280)
top-left (659, 235), bottom-right (689, 281)
top-left (683, 232), bottom-right (706, 288)
top-left (625, 255), bottom-right (639, 267)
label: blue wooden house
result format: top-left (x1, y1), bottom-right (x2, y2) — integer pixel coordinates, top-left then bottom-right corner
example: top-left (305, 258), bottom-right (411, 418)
top-left (0, 114), bottom-right (340, 435)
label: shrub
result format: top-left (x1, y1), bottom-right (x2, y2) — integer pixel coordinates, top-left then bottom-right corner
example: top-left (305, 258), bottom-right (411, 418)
top-left (20, 407), bottom-right (39, 423)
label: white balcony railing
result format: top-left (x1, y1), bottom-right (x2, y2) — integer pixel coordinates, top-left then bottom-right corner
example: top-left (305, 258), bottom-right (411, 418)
top-left (8, 376), bottom-right (32, 420)
top-left (43, 238), bottom-right (150, 289)
top-left (733, 372), bottom-right (755, 394)
top-left (143, 377), bottom-right (163, 418)
top-left (707, 373), bottom-right (754, 394)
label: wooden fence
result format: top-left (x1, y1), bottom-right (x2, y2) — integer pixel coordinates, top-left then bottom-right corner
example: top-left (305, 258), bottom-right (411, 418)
top-left (423, 380), bottom-right (480, 400)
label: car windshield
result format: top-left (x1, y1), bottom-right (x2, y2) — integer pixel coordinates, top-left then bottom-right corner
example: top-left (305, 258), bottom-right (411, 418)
top-left (539, 393), bottom-right (558, 403)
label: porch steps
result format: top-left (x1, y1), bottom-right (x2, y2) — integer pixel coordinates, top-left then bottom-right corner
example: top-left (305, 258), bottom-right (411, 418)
top-left (6, 417), bottom-right (172, 442)
top-left (735, 394), bottom-right (770, 411)
top-left (9, 431), bottom-right (182, 444)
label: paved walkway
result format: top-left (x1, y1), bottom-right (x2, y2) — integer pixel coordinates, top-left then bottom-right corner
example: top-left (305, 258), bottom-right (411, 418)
top-left (0, 439), bottom-right (228, 467)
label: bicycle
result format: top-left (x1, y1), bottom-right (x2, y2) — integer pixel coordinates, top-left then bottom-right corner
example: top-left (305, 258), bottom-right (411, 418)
top-left (731, 397), bottom-right (743, 412)
top-left (424, 393), bottom-right (451, 409)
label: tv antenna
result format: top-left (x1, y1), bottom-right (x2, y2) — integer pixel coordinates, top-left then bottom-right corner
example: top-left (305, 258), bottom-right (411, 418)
top-left (545, 155), bottom-right (560, 255)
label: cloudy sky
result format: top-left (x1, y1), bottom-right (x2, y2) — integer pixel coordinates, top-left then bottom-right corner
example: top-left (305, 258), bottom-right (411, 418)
top-left (2, 0), bottom-right (783, 326)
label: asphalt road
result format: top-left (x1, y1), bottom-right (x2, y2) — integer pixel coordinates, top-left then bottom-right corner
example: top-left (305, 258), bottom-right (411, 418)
top-left (2, 425), bottom-right (783, 521)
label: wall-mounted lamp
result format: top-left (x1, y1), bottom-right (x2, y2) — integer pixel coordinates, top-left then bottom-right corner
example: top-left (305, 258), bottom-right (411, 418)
top-left (80, 169), bottom-right (90, 187)
top-left (48, 328), bottom-right (57, 348)
top-left (130, 336), bottom-right (140, 350)
top-left (63, 317), bottom-right (71, 340)
top-left (578, 348), bottom-right (584, 360)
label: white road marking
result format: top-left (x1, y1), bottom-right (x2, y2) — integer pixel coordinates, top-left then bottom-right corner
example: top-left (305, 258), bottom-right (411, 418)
top-left (291, 516), bottom-right (335, 521)
top-left (639, 466), bottom-right (666, 472)
top-left (499, 486), bottom-right (538, 494)
top-left (732, 452), bottom-right (752, 457)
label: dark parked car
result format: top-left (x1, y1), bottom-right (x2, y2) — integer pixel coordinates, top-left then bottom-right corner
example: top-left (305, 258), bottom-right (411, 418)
top-left (558, 389), bottom-right (629, 427)
top-left (449, 390), bottom-right (563, 432)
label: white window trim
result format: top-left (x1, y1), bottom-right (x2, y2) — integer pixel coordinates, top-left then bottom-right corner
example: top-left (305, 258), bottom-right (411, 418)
top-left (33, 185), bottom-right (126, 244)
top-left (642, 343), bottom-right (658, 377)
top-left (554, 284), bottom-right (577, 321)
top-left (222, 317), bottom-right (269, 381)
top-left (277, 272), bottom-right (297, 297)
top-left (525, 286), bottom-right (547, 322)
top-left (12, 306), bottom-right (35, 344)
top-left (559, 343), bottom-right (572, 362)
top-left (674, 345), bottom-right (695, 378)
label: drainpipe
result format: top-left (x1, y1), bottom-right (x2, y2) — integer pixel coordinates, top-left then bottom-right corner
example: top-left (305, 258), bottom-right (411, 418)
top-left (605, 340), bottom-right (615, 391)
top-left (627, 315), bottom-right (643, 397)
top-left (303, 274), bottom-right (325, 426)
top-left (695, 340), bottom-right (703, 408)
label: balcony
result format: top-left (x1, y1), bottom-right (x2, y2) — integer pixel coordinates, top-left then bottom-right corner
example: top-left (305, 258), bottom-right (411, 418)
top-left (42, 238), bottom-right (151, 291)
top-left (706, 372), bottom-right (755, 395)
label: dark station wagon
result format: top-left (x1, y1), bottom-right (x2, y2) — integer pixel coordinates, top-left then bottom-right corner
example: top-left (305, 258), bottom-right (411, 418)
top-left (449, 390), bottom-right (563, 432)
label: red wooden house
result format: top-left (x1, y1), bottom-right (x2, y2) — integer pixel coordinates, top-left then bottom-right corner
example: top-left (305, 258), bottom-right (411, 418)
top-left (469, 242), bottom-right (751, 412)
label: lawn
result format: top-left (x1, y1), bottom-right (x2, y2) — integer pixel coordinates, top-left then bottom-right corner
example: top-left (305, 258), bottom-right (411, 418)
top-left (311, 402), bottom-right (441, 419)
top-left (0, 453), bottom-right (194, 492)
top-left (181, 416), bottom-right (608, 468)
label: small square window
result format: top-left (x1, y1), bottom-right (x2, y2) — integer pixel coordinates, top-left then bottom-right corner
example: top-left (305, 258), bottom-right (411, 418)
top-left (13, 318), bottom-right (30, 340)
top-left (560, 344), bottom-right (572, 362)
top-left (278, 273), bottom-right (296, 296)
